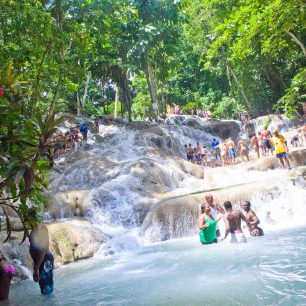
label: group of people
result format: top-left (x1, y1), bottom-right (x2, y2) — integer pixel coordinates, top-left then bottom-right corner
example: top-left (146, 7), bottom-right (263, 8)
top-left (184, 137), bottom-right (249, 168)
top-left (50, 123), bottom-right (89, 159)
top-left (251, 128), bottom-right (294, 169)
top-left (184, 142), bottom-right (218, 167)
top-left (198, 194), bottom-right (263, 245)
top-left (184, 124), bottom-right (306, 169)
top-left (291, 124), bottom-right (305, 148)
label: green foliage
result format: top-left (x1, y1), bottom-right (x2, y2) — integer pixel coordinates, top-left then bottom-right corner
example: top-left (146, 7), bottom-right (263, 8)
top-left (214, 97), bottom-right (245, 119)
top-left (259, 117), bottom-right (271, 129)
top-left (181, 102), bottom-right (197, 114)
top-left (0, 63), bottom-right (62, 242)
top-left (275, 68), bottom-right (306, 119)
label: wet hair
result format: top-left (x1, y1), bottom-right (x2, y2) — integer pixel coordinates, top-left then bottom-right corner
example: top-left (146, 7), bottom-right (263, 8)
top-left (184, 144), bottom-right (187, 147)
top-left (224, 201), bottom-right (232, 209)
top-left (243, 200), bottom-right (251, 207)
top-left (189, 143), bottom-right (192, 146)
top-left (200, 204), bottom-right (206, 213)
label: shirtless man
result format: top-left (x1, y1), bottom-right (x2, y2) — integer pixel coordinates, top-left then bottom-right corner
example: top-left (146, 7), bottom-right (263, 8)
top-left (200, 145), bottom-right (208, 167)
top-left (226, 137), bottom-right (236, 164)
top-left (261, 129), bottom-right (273, 156)
top-left (241, 201), bottom-right (264, 236)
top-left (250, 134), bottom-right (260, 159)
top-left (221, 201), bottom-right (251, 243)
top-left (204, 194), bottom-right (225, 238)
top-left (237, 139), bottom-right (249, 162)
top-left (195, 142), bottom-right (202, 165)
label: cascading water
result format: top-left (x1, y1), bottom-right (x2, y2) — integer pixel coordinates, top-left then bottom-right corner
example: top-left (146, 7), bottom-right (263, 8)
top-left (7, 116), bottom-right (306, 306)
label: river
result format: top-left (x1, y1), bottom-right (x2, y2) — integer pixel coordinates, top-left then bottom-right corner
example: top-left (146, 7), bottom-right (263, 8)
top-left (5, 116), bottom-right (306, 305)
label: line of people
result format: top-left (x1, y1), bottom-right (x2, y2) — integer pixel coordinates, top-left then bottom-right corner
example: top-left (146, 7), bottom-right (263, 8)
top-left (51, 122), bottom-right (88, 159)
top-left (184, 142), bottom-right (217, 167)
top-left (184, 137), bottom-right (248, 167)
top-left (198, 194), bottom-right (263, 245)
top-left (251, 128), bottom-right (292, 169)
top-left (184, 125), bottom-right (306, 169)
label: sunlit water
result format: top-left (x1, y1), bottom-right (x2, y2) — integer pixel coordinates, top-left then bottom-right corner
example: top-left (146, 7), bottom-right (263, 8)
top-left (7, 119), bottom-right (306, 305)
top-left (8, 226), bottom-right (306, 306)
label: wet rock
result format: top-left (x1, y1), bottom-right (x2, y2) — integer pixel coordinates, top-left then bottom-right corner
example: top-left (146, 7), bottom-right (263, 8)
top-left (47, 221), bottom-right (103, 267)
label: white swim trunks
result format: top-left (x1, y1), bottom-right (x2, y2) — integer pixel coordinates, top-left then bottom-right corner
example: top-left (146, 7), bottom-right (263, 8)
top-left (225, 232), bottom-right (247, 243)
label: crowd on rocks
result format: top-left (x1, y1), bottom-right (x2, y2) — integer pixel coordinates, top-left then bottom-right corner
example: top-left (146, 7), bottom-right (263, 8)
top-left (185, 124), bottom-right (306, 169)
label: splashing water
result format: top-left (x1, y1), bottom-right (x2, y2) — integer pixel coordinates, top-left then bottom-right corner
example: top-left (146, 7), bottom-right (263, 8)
top-left (10, 119), bottom-right (306, 305)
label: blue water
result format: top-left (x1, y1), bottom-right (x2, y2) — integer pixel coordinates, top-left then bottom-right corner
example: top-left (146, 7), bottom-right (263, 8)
top-left (6, 226), bottom-right (306, 306)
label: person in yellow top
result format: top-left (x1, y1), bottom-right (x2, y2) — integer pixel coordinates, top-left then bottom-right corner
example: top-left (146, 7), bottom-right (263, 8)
top-left (270, 129), bottom-right (291, 169)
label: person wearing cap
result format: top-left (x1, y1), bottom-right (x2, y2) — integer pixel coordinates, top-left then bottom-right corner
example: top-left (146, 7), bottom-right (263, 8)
top-left (270, 129), bottom-right (291, 169)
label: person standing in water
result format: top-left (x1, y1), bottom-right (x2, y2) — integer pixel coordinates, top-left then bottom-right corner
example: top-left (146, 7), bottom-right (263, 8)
top-left (0, 255), bottom-right (15, 301)
top-left (241, 201), bottom-right (264, 236)
top-left (222, 201), bottom-right (251, 243)
top-left (204, 194), bottom-right (224, 238)
top-left (28, 209), bottom-right (54, 295)
top-left (270, 129), bottom-right (291, 169)
top-left (198, 204), bottom-right (218, 244)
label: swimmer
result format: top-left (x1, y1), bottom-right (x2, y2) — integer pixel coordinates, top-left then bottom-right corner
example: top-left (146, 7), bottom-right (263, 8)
top-left (241, 201), bottom-right (264, 236)
top-left (222, 201), bottom-right (251, 243)
top-left (198, 204), bottom-right (217, 245)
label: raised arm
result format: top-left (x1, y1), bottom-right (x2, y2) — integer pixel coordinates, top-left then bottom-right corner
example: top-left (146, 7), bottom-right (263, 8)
top-left (216, 203), bottom-right (225, 215)
top-left (198, 215), bottom-right (208, 231)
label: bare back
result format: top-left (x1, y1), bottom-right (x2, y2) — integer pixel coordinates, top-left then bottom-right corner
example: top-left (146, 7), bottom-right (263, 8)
top-left (224, 210), bottom-right (244, 233)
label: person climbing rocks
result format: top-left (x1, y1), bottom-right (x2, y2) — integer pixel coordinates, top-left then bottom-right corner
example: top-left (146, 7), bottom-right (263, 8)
top-left (80, 122), bottom-right (88, 143)
top-left (28, 209), bottom-right (54, 295)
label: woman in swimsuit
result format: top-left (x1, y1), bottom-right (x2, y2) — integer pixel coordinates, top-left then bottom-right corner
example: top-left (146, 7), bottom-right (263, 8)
top-left (198, 204), bottom-right (218, 244)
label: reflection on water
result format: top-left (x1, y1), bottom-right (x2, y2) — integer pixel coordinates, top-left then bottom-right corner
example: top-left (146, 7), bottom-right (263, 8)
top-left (8, 227), bottom-right (306, 306)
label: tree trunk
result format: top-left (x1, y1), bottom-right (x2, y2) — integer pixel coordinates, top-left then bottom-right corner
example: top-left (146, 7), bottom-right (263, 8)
top-left (76, 92), bottom-right (80, 115)
top-left (114, 85), bottom-right (119, 118)
top-left (225, 63), bottom-right (234, 98)
top-left (48, 67), bottom-right (63, 117)
top-left (143, 57), bottom-right (159, 119)
top-left (80, 72), bottom-right (90, 113)
top-left (122, 74), bottom-right (132, 122)
top-left (287, 31), bottom-right (306, 57)
top-left (224, 60), bottom-right (251, 109)
top-left (30, 42), bottom-right (52, 115)
top-left (47, 0), bottom-right (64, 119)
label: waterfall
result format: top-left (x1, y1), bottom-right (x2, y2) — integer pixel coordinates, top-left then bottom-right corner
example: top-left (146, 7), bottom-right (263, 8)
top-left (48, 116), bottom-right (304, 255)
